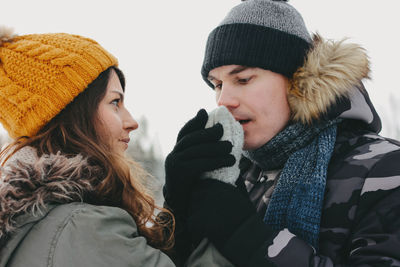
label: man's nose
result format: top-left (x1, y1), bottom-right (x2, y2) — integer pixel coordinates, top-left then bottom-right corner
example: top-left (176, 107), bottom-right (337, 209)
top-left (217, 85), bottom-right (240, 108)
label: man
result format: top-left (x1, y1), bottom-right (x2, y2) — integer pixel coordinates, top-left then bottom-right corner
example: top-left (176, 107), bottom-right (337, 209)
top-left (164, 0), bottom-right (400, 266)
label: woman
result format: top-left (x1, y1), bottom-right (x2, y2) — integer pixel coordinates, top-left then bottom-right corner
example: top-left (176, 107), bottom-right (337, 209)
top-left (0, 28), bottom-right (231, 266)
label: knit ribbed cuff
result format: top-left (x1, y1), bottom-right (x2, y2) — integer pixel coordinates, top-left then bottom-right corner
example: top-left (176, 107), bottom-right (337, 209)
top-left (201, 23), bottom-right (311, 88)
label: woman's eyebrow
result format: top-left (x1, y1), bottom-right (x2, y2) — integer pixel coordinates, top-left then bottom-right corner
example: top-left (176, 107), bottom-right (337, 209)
top-left (112, 91), bottom-right (124, 102)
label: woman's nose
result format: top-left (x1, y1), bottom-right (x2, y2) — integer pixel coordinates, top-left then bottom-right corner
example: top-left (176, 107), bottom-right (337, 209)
top-left (124, 110), bottom-right (139, 132)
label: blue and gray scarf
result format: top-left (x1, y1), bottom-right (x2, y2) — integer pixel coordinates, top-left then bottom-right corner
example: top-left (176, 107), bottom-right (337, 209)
top-left (245, 119), bottom-right (340, 249)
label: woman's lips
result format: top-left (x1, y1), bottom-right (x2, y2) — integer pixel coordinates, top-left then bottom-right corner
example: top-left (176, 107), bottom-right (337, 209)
top-left (120, 138), bottom-right (130, 143)
top-left (119, 138), bottom-right (130, 149)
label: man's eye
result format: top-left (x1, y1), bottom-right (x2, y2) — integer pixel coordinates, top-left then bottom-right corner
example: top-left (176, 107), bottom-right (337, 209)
top-left (214, 83), bottom-right (222, 90)
top-left (238, 77), bottom-right (251, 84)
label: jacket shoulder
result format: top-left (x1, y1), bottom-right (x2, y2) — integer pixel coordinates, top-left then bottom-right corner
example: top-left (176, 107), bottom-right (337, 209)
top-left (7, 203), bottom-right (175, 267)
top-left (3, 203), bottom-right (91, 267)
top-left (53, 203), bottom-right (175, 267)
top-left (327, 128), bottom-right (400, 219)
top-left (330, 128), bottom-right (400, 178)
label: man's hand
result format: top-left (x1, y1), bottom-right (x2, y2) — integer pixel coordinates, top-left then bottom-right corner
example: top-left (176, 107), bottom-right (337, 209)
top-left (163, 109), bottom-right (235, 214)
top-left (187, 179), bottom-right (275, 267)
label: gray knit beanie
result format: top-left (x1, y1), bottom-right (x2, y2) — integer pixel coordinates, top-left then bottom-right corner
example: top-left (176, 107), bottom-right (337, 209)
top-left (202, 0), bottom-right (312, 88)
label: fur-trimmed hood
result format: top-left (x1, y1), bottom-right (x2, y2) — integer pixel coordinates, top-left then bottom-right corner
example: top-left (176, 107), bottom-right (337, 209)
top-left (289, 34), bottom-right (381, 132)
top-left (0, 147), bottom-right (102, 240)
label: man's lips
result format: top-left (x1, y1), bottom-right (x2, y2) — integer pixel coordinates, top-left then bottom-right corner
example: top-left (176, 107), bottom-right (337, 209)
top-left (234, 116), bottom-right (251, 125)
top-left (238, 119), bottom-right (251, 125)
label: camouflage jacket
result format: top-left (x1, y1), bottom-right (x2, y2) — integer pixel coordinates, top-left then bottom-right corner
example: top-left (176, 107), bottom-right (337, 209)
top-left (240, 120), bottom-right (400, 266)
top-left (222, 36), bottom-right (400, 266)
top-left (179, 34), bottom-right (398, 267)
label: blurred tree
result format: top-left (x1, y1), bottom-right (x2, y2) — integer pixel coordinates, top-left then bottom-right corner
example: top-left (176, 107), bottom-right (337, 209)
top-left (126, 116), bottom-right (165, 205)
top-left (381, 93), bottom-right (400, 140)
top-left (0, 133), bottom-right (11, 151)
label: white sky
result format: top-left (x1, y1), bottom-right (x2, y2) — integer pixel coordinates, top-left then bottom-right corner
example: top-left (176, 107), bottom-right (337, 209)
top-left (2, 0), bottom-right (400, 156)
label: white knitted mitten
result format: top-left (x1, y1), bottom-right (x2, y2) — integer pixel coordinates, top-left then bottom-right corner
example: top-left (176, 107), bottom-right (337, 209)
top-left (201, 106), bottom-right (244, 185)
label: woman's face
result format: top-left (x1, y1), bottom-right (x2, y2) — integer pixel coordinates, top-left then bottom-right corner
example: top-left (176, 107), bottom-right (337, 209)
top-left (96, 69), bottom-right (138, 154)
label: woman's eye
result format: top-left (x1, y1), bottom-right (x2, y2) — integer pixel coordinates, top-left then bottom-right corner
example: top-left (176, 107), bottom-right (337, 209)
top-left (111, 98), bottom-right (120, 107)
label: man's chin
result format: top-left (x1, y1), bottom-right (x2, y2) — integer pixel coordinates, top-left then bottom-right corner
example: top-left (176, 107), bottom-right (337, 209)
top-left (243, 137), bottom-right (272, 151)
top-left (243, 142), bottom-right (254, 151)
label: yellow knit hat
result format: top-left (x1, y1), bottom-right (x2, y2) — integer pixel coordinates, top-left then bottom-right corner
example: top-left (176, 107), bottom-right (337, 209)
top-left (0, 27), bottom-right (118, 138)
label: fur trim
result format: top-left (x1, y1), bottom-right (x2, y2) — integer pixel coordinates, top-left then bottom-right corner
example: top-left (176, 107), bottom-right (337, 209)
top-left (288, 33), bottom-right (370, 123)
top-left (0, 26), bottom-right (16, 46)
top-left (0, 150), bottom-right (102, 239)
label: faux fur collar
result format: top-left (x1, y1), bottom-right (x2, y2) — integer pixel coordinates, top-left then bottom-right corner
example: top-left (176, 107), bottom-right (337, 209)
top-left (0, 147), bottom-right (102, 239)
top-left (289, 34), bottom-right (370, 124)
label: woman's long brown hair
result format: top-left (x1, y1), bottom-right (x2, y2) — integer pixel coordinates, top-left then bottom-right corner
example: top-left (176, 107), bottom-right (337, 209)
top-left (0, 67), bottom-right (174, 251)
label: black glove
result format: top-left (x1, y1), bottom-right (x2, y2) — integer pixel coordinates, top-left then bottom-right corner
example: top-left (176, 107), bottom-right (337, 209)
top-left (163, 109), bottom-right (236, 215)
top-left (163, 109), bottom-right (236, 265)
top-left (187, 179), bottom-right (275, 267)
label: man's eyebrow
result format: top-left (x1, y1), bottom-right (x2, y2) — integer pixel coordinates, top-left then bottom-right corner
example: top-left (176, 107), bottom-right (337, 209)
top-left (229, 66), bottom-right (249, 75)
top-left (208, 66), bottom-right (250, 81)
top-left (207, 75), bottom-right (216, 81)
top-left (112, 90), bottom-right (124, 102)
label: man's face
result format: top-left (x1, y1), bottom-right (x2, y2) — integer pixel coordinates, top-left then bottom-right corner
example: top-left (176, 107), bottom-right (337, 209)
top-left (208, 65), bottom-right (291, 150)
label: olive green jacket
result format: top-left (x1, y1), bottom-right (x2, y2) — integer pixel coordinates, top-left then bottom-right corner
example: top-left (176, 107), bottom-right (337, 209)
top-left (0, 203), bottom-right (232, 267)
top-left (0, 148), bottom-right (232, 267)
top-left (1, 203), bottom-right (176, 266)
